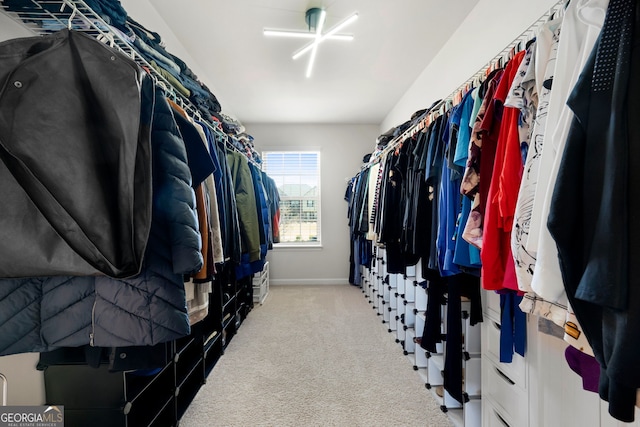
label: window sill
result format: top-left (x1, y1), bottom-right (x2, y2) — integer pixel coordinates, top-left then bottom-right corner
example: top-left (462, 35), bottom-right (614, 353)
top-left (272, 244), bottom-right (323, 251)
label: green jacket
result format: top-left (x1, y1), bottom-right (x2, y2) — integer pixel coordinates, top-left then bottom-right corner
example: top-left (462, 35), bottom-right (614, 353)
top-left (226, 150), bottom-right (261, 262)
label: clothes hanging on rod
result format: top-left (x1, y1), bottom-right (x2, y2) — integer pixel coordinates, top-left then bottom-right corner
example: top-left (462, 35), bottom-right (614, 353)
top-left (348, 0), bottom-right (640, 421)
top-left (361, 0), bottom-right (570, 172)
top-left (0, 1), bottom-right (281, 364)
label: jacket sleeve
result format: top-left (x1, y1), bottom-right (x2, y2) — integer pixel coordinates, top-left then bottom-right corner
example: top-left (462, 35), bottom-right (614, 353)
top-left (151, 92), bottom-right (203, 274)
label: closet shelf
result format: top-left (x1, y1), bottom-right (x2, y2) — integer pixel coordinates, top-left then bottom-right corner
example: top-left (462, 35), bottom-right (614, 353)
top-left (144, 395), bottom-right (175, 427)
top-left (126, 362), bottom-right (173, 404)
top-left (203, 330), bottom-right (221, 352)
top-left (177, 359), bottom-right (203, 390)
top-left (222, 313), bottom-right (235, 330)
top-left (175, 336), bottom-right (196, 357)
top-left (223, 294), bottom-right (237, 313)
top-left (0, 0), bottom-right (205, 121)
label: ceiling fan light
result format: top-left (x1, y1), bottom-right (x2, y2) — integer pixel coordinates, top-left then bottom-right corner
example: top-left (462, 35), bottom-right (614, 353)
top-left (264, 30), bottom-right (354, 41)
top-left (267, 9), bottom-right (358, 76)
top-left (291, 12), bottom-right (358, 60)
top-left (264, 30), bottom-right (317, 38)
top-left (324, 12), bottom-right (359, 39)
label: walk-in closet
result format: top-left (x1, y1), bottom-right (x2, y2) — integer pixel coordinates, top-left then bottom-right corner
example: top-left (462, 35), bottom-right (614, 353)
top-left (0, 0), bottom-right (637, 426)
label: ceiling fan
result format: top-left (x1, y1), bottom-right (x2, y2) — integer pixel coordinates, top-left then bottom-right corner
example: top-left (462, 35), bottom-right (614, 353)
top-left (264, 8), bottom-right (359, 78)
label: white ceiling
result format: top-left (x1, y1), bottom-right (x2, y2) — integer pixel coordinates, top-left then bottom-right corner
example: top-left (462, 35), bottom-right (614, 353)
top-left (146, 0), bottom-right (479, 125)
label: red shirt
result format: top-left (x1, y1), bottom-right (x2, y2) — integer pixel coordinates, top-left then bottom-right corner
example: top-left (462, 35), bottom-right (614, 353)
top-left (481, 51), bottom-right (525, 291)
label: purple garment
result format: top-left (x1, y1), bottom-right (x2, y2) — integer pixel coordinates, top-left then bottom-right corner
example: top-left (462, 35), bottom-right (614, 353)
top-left (565, 345), bottom-right (600, 393)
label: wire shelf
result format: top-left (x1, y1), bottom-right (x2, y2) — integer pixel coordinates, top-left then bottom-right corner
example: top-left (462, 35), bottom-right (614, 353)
top-left (0, 0), bottom-right (263, 165)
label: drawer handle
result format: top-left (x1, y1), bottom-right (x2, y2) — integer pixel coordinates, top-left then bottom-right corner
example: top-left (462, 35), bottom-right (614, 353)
top-left (494, 410), bottom-right (511, 427)
top-left (495, 367), bottom-right (515, 385)
top-left (492, 321), bottom-right (501, 331)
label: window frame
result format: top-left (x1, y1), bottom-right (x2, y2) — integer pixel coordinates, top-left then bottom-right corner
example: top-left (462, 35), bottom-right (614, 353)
top-left (262, 150), bottom-right (322, 247)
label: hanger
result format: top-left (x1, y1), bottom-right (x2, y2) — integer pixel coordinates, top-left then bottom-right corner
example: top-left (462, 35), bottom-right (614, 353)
top-left (64, 2), bottom-right (78, 30)
top-left (155, 78), bottom-right (170, 95)
top-left (97, 32), bottom-right (116, 49)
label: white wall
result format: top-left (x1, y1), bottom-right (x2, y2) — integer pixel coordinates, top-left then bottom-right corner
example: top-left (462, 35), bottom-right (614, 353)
top-left (382, 0), bottom-right (560, 131)
top-left (245, 123), bottom-right (378, 285)
top-left (0, 13), bottom-right (36, 40)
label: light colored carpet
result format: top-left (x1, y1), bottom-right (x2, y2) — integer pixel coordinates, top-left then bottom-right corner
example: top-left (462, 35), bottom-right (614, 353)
top-left (180, 285), bottom-right (453, 427)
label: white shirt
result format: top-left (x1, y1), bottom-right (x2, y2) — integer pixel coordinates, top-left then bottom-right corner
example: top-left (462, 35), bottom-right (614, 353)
top-left (530, 0), bottom-right (609, 303)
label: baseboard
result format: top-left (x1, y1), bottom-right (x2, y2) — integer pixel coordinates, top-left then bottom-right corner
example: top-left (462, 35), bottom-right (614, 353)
top-left (269, 278), bottom-right (349, 286)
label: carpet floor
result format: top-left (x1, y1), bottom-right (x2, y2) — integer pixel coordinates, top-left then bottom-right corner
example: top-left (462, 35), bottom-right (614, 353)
top-left (180, 285), bottom-right (453, 427)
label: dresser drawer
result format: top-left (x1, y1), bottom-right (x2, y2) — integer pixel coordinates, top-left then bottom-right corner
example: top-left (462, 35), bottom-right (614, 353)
top-left (483, 318), bottom-right (527, 387)
top-left (483, 358), bottom-right (528, 426)
top-left (483, 397), bottom-right (516, 427)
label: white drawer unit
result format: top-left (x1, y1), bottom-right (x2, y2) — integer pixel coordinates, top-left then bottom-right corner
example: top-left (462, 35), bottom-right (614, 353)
top-left (396, 300), bottom-right (406, 344)
top-left (427, 353), bottom-right (444, 388)
top-left (413, 313), bottom-right (428, 369)
top-left (252, 261), bottom-right (270, 305)
top-left (406, 265), bottom-right (416, 277)
top-left (464, 399), bottom-right (482, 427)
top-left (482, 357), bottom-right (528, 427)
top-left (415, 284), bottom-right (427, 312)
top-left (416, 313), bottom-right (426, 337)
top-left (483, 318), bottom-right (527, 389)
top-left (365, 268), bottom-right (375, 302)
top-left (404, 302), bottom-right (416, 328)
top-left (383, 302), bottom-right (391, 324)
top-left (383, 280), bottom-right (391, 306)
top-left (396, 317), bottom-right (406, 344)
top-left (388, 273), bottom-right (398, 289)
top-left (464, 357), bottom-right (482, 397)
top-left (397, 274), bottom-right (406, 298)
top-left (390, 289), bottom-right (398, 309)
top-left (405, 329), bottom-right (416, 354)
top-left (483, 397), bottom-right (516, 427)
top-left (414, 344), bottom-right (429, 370)
top-left (388, 309), bottom-right (398, 332)
top-left (463, 316), bottom-right (481, 355)
top-left (376, 277), bottom-right (385, 315)
top-left (444, 388), bottom-right (463, 410)
top-left (404, 276), bottom-right (416, 303)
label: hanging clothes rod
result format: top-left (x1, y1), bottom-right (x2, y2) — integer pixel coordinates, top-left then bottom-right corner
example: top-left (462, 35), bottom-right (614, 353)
top-left (442, 0), bottom-right (568, 109)
top-left (361, 0), bottom-right (568, 171)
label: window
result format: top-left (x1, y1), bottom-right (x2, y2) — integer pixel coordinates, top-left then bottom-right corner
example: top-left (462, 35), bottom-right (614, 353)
top-left (262, 151), bottom-right (321, 244)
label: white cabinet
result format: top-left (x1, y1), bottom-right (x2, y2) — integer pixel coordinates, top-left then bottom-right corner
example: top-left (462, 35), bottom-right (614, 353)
top-left (481, 288), bottom-right (640, 427)
top-left (481, 292), bottom-right (528, 427)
